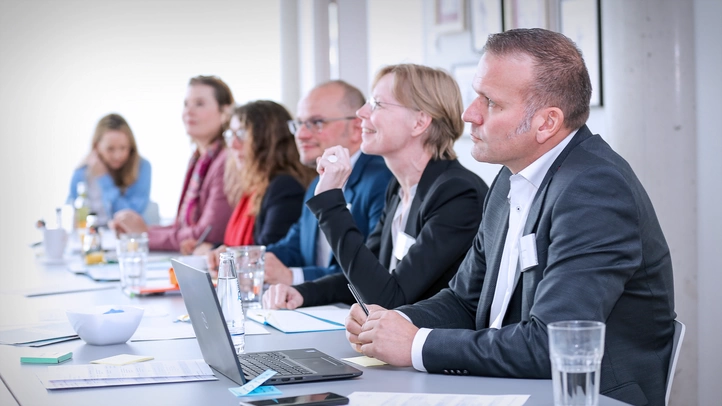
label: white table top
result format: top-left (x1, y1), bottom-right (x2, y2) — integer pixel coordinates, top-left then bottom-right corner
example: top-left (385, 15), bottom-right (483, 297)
top-left (0, 248), bottom-right (629, 406)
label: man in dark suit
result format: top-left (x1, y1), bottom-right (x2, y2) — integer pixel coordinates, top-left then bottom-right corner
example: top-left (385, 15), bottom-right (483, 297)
top-left (264, 80), bottom-right (392, 285)
top-left (346, 29), bottom-right (675, 406)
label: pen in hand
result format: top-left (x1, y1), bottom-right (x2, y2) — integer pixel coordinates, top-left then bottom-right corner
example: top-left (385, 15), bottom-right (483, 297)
top-left (347, 283), bottom-right (369, 316)
top-left (194, 226), bottom-right (213, 249)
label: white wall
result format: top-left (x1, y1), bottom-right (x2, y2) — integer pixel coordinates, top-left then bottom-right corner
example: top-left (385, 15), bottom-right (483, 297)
top-left (0, 0), bottom-right (281, 251)
top-left (694, 1), bottom-right (722, 404)
top-left (417, 0), bottom-right (721, 403)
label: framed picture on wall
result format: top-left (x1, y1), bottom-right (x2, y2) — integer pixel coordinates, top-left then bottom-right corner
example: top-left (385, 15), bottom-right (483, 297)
top-left (452, 62), bottom-right (479, 135)
top-left (503, 0), bottom-right (549, 29)
top-left (559, 0), bottom-right (603, 106)
top-left (434, 0), bottom-right (465, 34)
top-left (470, 0), bottom-right (503, 52)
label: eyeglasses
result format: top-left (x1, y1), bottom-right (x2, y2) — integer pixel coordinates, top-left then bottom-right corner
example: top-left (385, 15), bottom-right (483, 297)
top-left (223, 128), bottom-right (246, 144)
top-left (366, 98), bottom-right (413, 112)
top-left (287, 117), bottom-right (356, 134)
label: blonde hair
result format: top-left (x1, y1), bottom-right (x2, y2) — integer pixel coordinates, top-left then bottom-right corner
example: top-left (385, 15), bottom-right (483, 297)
top-left (88, 113), bottom-right (140, 193)
top-left (372, 64), bottom-right (464, 160)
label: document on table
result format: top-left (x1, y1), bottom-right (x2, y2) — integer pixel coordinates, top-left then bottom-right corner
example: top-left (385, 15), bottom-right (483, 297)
top-left (41, 359), bottom-right (217, 389)
top-left (247, 307), bottom-right (346, 333)
top-left (0, 322), bottom-right (77, 345)
top-left (295, 305), bottom-right (349, 326)
top-left (347, 392), bottom-right (530, 405)
top-left (130, 320), bottom-right (269, 341)
top-left (21, 284), bottom-right (118, 297)
top-left (67, 261), bottom-right (171, 282)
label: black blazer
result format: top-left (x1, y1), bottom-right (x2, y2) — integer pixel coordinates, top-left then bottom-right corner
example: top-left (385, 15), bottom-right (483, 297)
top-left (252, 174), bottom-right (307, 246)
top-left (295, 159), bottom-right (489, 309)
top-left (398, 126), bottom-right (675, 406)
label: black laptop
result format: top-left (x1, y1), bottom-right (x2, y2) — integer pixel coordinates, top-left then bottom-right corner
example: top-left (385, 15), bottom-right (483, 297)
top-left (171, 259), bottom-right (363, 385)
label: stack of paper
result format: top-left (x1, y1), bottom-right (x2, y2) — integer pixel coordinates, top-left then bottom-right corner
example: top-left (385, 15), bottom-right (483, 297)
top-left (0, 322), bottom-right (78, 346)
top-left (40, 359), bottom-right (217, 389)
top-left (246, 306), bottom-right (349, 333)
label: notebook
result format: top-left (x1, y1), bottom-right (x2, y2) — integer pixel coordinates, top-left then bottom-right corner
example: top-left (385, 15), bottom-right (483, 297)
top-left (171, 259), bottom-right (363, 385)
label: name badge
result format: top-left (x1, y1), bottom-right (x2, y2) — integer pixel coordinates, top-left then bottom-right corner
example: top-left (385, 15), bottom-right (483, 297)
top-left (393, 232), bottom-right (416, 261)
top-left (519, 233), bottom-right (538, 272)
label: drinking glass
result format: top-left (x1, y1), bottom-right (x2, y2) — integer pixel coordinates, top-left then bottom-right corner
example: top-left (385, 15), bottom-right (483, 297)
top-left (227, 245), bottom-right (265, 309)
top-left (548, 320), bottom-right (606, 406)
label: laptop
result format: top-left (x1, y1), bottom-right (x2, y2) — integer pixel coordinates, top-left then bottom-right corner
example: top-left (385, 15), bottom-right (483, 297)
top-left (171, 259), bottom-right (363, 385)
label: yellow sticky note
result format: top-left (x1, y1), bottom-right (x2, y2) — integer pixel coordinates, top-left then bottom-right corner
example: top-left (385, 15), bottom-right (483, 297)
top-left (90, 354), bottom-right (154, 365)
top-left (342, 356), bottom-right (388, 367)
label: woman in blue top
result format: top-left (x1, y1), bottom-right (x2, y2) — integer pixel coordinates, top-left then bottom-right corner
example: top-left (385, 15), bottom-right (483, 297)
top-left (67, 113), bottom-right (151, 225)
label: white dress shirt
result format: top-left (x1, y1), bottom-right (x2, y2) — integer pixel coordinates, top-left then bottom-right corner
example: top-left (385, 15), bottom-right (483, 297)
top-left (291, 151), bottom-right (362, 285)
top-left (408, 130), bottom-right (577, 372)
top-left (389, 184), bottom-right (417, 272)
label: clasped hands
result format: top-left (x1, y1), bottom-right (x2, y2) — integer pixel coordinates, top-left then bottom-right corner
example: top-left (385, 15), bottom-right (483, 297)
top-left (344, 304), bottom-right (418, 367)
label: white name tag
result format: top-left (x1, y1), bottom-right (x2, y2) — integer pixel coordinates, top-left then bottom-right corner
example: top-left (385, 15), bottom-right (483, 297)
top-left (393, 232), bottom-right (416, 261)
top-left (519, 233), bottom-right (538, 271)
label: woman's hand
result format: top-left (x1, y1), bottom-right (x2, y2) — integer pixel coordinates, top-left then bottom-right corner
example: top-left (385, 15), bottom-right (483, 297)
top-left (86, 150), bottom-right (108, 177)
top-left (179, 239), bottom-right (197, 255)
top-left (110, 210), bottom-right (148, 234)
top-left (314, 146), bottom-right (352, 195)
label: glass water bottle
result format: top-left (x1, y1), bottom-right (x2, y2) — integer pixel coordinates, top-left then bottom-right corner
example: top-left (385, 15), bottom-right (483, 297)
top-left (217, 251), bottom-right (245, 354)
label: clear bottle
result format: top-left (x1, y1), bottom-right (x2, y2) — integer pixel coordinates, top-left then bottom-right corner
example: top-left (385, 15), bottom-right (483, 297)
top-left (74, 181), bottom-right (90, 230)
top-left (217, 251), bottom-right (245, 354)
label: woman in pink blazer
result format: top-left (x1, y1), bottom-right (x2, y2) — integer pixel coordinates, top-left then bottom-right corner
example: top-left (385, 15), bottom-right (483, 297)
top-left (111, 76), bottom-right (234, 253)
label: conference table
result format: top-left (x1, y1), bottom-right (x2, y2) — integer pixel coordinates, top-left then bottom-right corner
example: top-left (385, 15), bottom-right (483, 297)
top-left (0, 247), bottom-right (628, 405)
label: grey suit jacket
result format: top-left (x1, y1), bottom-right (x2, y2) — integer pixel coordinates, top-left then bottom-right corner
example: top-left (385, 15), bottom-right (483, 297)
top-left (397, 126), bottom-right (676, 406)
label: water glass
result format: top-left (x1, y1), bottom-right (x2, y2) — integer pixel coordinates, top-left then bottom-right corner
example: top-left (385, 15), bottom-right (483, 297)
top-left (548, 320), bottom-right (606, 406)
top-left (43, 228), bottom-right (68, 261)
top-left (117, 233), bottom-right (149, 291)
top-left (227, 245), bottom-right (265, 309)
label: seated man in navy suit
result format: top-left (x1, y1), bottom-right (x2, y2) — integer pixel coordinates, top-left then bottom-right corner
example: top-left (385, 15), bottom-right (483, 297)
top-left (345, 29), bottom-right (675, 406)
top-left (262, 80), bottom-right (392, 285)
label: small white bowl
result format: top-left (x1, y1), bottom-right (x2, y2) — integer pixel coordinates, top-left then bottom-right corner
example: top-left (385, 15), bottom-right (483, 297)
top-left (66, 305), bottom-right (144, 345)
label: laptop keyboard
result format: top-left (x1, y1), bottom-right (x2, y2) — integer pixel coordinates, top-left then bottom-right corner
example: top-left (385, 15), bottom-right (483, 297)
top-left (238, 351), bottom-right (315, 378)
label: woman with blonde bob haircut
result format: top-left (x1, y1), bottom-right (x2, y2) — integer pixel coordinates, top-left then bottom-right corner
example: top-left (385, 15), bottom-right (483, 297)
top-left (67, 113), bottom-right (151, 225)
top-left (264, 63), bottom-right (489, 310)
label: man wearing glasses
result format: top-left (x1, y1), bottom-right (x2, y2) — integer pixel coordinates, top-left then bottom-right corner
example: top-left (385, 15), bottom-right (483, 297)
top-left (263, 80), bottom-right (393, 286)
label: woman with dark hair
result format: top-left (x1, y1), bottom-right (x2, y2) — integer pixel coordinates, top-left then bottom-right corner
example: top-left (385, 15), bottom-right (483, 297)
top-left (68, 113), bottom-right (151, 225)
top-left (201, 100), bottom-right (317, 261)
top-left (111, 75), bottom-right (234, 253)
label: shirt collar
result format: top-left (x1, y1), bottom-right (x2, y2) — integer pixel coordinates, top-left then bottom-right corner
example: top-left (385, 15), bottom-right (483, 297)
top-left (517, 128), bottom-right (579, 189)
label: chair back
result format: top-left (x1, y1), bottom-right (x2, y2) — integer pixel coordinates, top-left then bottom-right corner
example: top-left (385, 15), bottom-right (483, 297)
top-left (665, 319), bottom-right (686, 406)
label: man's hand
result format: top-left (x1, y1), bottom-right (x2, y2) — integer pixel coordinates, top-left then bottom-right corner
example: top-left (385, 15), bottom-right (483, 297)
top-left (179, 239), bottom-right (197, 255)
top-left (314, 146), bottom-right (352, 195)
top-left (263, 284), bottom-right (304, 310)
top-left (263, 252), bottom-right (293, 285)
top-left (345, 304), bottom-right (386, 353)
top-left (111, 210), bottom-right (148, 234)
top-left (353, 307), bottom-right (417, 367)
